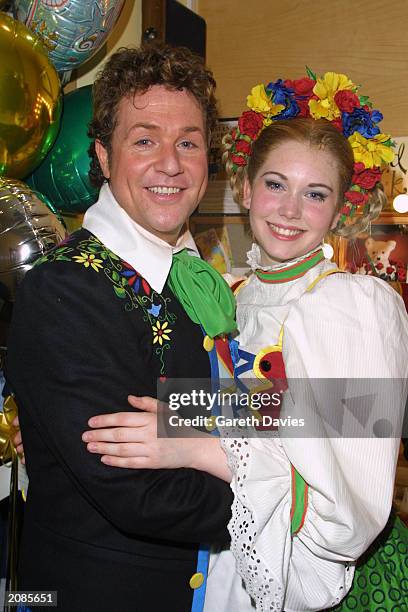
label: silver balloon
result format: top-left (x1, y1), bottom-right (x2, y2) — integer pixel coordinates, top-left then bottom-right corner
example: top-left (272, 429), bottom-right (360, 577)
top-left (0, 177), bottom-right (66, 299)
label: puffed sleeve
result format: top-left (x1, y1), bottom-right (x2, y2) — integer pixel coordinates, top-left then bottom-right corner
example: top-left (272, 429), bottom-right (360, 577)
top-left (221, 273), bottom-right (408, 611)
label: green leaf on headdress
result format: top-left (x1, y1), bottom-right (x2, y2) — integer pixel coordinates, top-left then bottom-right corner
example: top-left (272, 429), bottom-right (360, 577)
top-left (383, 138), bottom-right (395, 147)
top-left (305, 66), bottom-right (317, 81)
top-left (359, 95), bottom-right (372, 108)
top-left (264, 84), bottom-right (273, 99)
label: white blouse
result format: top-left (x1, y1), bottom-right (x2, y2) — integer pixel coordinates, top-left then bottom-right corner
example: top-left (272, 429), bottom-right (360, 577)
top-left (204, 248), bottom-right (408, 612)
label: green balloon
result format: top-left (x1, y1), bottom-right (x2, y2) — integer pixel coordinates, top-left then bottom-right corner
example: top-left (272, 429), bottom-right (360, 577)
top-left (32, 188), bottom-right (67, 231)
top-left (26, 85), bottom-right (98, 213)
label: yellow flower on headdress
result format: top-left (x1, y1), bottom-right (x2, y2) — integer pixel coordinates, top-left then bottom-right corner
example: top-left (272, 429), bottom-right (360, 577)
top-left (309, 72), bottom-right (355, 121)
top-left (348, 132), bottom-right (395, 168)
top-left (246, 84), bottom-right (284, 118)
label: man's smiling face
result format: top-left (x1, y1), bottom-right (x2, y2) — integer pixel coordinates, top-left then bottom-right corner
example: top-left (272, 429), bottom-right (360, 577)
top-left (96, 85), bottom-right (208, 244)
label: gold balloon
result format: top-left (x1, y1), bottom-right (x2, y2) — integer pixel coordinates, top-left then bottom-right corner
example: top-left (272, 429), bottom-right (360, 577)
top-left (0, 395), bottom-right (18, 466)
top-left (0, 12), bottom-right (61, 179)
top-left (0, 177), bottom-right (66, 299)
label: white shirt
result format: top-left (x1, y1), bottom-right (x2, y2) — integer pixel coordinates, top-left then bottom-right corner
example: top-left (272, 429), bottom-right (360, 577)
top-left (82, 183), bottom-right (199, 293)
top-left (205, 245), bottom-right (408, 612)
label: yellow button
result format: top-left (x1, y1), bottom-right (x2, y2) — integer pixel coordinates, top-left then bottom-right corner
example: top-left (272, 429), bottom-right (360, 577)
top-left (205, 415), bottom-right (217, 432)
top-left (189, 572), bottom-right (204, 589)
top-left (203, 335), bottom-right (214, 352)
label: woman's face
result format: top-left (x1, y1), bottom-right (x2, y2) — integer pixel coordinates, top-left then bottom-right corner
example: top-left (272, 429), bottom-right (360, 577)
top-left (243, 140), bottom-right (341, 265)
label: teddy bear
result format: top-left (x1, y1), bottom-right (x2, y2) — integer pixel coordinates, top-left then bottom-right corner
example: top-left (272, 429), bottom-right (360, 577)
top-left (363, 237), bottom-right (397, 279)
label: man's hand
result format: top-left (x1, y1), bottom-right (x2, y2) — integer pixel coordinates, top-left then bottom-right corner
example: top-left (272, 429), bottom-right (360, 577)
top-left (82, 395), bottom-right (199, 469)
top-left (82, 395), bottom-right (231, 481)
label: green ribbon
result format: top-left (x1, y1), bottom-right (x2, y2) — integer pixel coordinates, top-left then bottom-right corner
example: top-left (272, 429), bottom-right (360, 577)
top-left (255, 249), bottom-right (324, 284)
top-left (168, 249), bottom-right (237, 338)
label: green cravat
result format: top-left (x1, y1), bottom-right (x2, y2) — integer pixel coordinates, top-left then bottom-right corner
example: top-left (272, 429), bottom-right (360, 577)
top-left (168, 249), bottom-right (237, 339)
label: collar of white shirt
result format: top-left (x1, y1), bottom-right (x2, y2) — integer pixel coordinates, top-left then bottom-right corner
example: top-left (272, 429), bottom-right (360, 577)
top-left (82, 183), bottom-right (199, 294)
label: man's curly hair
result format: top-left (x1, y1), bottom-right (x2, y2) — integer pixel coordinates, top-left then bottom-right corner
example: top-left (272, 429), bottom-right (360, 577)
top-left (88, 44), bottom-right (218, 188)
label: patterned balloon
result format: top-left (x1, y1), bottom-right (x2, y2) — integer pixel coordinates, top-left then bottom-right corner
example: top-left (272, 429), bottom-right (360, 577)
top-left (27, 85), bottom-right (98, 213)
top-left (0, 12), bottom-right (61, 179)
top-left (15, 0), bottom-right (125, 74)
top-left (0, 177), bottom-right (66, 299)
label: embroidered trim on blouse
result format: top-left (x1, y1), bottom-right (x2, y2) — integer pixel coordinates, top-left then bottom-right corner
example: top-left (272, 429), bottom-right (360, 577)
top-left (246, 243), bottom-right (322, 271)
top-left (255, 250), bottom-right (324, 284)
top-left (220, 435), bottom-right (285, 611)
top-left (290, 466), bottom-right (309, 535)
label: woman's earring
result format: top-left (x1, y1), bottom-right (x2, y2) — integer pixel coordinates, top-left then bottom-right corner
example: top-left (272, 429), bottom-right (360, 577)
top-left (322, 241), bottom-right (334, 259)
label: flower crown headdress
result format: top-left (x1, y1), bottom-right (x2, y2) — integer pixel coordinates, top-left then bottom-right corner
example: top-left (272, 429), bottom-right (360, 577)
top-left (230, 68), bottom-right (394, 223)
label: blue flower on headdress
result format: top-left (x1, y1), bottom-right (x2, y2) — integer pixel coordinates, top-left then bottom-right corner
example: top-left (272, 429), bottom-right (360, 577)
top-left (265, 79), bottom-right (300, 120)
top-left (342, 107), bottom-right (383, 138)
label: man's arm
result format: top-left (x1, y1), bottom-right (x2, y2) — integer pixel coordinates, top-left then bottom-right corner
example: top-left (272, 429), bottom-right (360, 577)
top-left (6, 263), bottom-right (233, 543)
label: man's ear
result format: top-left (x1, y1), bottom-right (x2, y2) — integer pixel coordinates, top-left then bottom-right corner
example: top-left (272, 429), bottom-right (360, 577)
top-left (242, 177), bottom-right (252, 210)
top-left (95, 140), bottom-right (110, 179)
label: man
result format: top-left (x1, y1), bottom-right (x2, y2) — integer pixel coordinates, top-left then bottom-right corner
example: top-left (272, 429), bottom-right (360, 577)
top-left (6, 45), bottom-right (234, 612)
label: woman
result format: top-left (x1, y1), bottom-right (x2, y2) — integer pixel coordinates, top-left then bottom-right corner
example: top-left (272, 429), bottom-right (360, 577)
top-left (83, 72), bottom-right (408, 609)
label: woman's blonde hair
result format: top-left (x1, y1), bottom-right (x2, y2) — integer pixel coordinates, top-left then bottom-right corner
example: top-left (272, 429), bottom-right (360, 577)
top-left (223, 118), bottom-right (386, 238)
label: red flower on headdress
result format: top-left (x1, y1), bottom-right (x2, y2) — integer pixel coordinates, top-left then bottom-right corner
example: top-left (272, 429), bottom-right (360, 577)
top-left (352, 163), bottom-right (382, 190)
top-left (345, 190), bottom-right (369, 206)
top-left (296, 99), bottom-right (311, 118)
top-left (332, 118), bottom-right (344, 131)
top-left (340, 205), bottom-right (351, 215)
top-left (284, 77), bottom-right (315, 97)
top-left (231, 154), bottom-right (247, 166)
top-left (238, 111), bottom-right (264, 139)
top-left (235, 140), bottom-right (252, 155)
top-left (284, 78), bottom-right (315, 117)
top-left (334, 90), bottom-right (360, 113)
